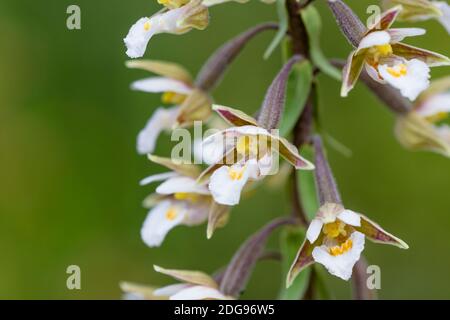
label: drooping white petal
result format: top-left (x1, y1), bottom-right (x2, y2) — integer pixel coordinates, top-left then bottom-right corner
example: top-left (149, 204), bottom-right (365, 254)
top-left (184, 202), bottom-right (210, 225)
top-left (140, 172), bottom-right (178, 186)
top-left (436, 124), bottom-right (450, 142)
top-left (312, 231), bottom-right (365, 281)
top-left (378, 59), bottom-right (430, 101)
top-left (170, 285), bottom-right (231, 300)
top-left (337, 210), bottom-right (361, 227)
top-left (131, 77), bottom-right (193, 94)
top-left (156, 176), bottom-right (210, 195)
top-left (153, 283), bottom-right (190, 297)
top-left (435, 1), bottom-right (450, 34)
top-left (306, 219), bottom-right (324, 243)
top-left (141, 200), bottom-right (186, 247)
top-left (416, 92), bottom-right (450, 118)
top-left (124, 17), bottom-right (156, 58)
top-left (357, 31), bottom-right (391, 51)
top-left (208, 164), bottom-right (250, 206)
top-left (137, 106), bottom-right (179, 154)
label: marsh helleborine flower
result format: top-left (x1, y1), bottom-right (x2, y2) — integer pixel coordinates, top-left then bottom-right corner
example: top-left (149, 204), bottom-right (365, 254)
top-left (395, 76), bottom-right (450, 156)
top-left (127, 59), bottom-right (212, 154)
top-left (382, 0), bottom-right (450, 34)
top-left (122, 265), bottom-right (234, 300)
top-left (140, 155), bottom-right (230, 246)
top-left (337, 4), bottom-right (450, 100)
top-left (199, 105), bottom-right (314, 206)
top-left (287, 136), bottom-right (408, 284)
top-left (124, 0), bottom-right (209, 59)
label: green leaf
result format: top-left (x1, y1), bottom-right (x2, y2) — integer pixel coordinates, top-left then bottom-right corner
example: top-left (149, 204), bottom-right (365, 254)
top-left (297, 145), bottom-right (318, 220)
top-left (301, 5), bottom-right (342, 81)
top-left (278, 227), bottom-right (311, 300)
top-left (264, 0), bottom-right (288, 60)
top-left (279, 60), bottom-right (313, 136)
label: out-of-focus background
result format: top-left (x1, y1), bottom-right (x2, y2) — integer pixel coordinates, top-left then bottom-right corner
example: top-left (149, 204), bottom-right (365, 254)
top-left (0, 0), bottom-right (449, 299)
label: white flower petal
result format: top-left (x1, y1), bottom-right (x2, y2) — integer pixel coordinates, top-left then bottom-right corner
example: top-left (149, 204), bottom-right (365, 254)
top-left (337, 210), bottom-right (361, 227)
top-left (209, 164), bottom-right (250, 206)
top-left (140, 200), bottom-right (186, 247)
top-left (416, 92), bottom-right (450, 117)
top-left (156, 176), bottom-right (210, 195)
top-left (312, 231), bottom-right (365, 281)
top-left (140, 172), bottom-right (178, 186)
top-left (379, 59), bottom-right (430, 101)
top-left (131, 77), bottom-right (192, 94)
top-left (124, 17), bottom-right (156, 59)
top-left (154, 283), bottom-right (190, 297)
top-left (306, 219), bottom-right (324, 243)
top-left (387, 28), bottom-right (426, 43)
top-left (137, 106), bottom-right (179, 154)
top-left (200, 133), bottom-right (231, 165)
top-left (184, 202), bottom-right (210, 225)
top-left (258, 152), bottom-right (275, 177)
top-left (435, 1), bottom-right (450, 34)
top-left (357, 31), bottom-right (391, 51)
top-left (170, 285), bottom-right (230, 300)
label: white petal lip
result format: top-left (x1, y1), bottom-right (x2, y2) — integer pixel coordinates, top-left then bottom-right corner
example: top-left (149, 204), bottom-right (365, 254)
top-left (208, 164), bottom-right (250, 206)
top-left (153, 283), bottom-right (190, 297)
top-left (137, 106), bottom-right (179, 154)
top-left (337, 210), bottom-right (361, 227)
top-left (140, 172), bottom-right (178, 186)
top-left (156, 176), bottom-right (210, 195)
top-left (306, 219), bottom-right (324, 243)
top-left (140, 200), bottom-right (186, 247)
top-left (378, 59), bottom-right (430, 101)
top-left (312, 231), bottom-right (365, 281)
top-left (387, 28), bottom-right (426, 43)
top-left (169, 285), bottom-right (231, 300)
top-left (124, 17), bottom-right (154, 59)
top-left (357, 31), bottom-right (391, 51)
top-left (416, 92), bottom-right (450, 117)
top-left (131, 77), bottom-right (193, 94)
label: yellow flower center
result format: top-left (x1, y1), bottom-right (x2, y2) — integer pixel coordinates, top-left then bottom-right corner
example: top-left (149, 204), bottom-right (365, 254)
top-left (323, 220), bottom-right (347, 239)
top-left (387, 64), bottom-right (408, 78)
top-left (228, 166), bottom-right (245, 181)
top-left (236, 135), bottom-right (260, 157)
top-left (367, 44), bottom-right (393, 65)
top-left (143, 21), bottom-right (151, 31)
top-left (425, 112), bottom-right (448, 123)
top-left (161, 91), bottom-right (187, 105)
top-left (329, 238), bottom-right (353, 256)
top-left (174, 192), bottom-right (199, 203)
top-left (165, 207), bottom-right (178, 221)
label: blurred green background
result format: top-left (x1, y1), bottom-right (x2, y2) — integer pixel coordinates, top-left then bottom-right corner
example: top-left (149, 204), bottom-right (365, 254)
top-left (0, 0), bottom-right (449, 299)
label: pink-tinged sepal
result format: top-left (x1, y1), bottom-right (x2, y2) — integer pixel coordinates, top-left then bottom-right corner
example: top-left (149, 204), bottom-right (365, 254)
top-left (286, 238), bottom-right (315, 287)
top-left (276, 136), bottom-right (315, 170)
top-left (372, 5), bottom-right (402, 31)
top-left (341, 51), bottom-right (366, 97)
top-left (392, 43), bottom-right (450, 67)
top-left (207, 201), bottom-right (230, 239)
top-left (356, 215), bottom-right (409, 249)
top-left (213, 104), bottom-right (259, 127)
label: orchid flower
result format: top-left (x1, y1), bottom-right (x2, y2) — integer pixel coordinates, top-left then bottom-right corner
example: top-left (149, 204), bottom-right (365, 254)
top-left (287, 137), bottom-right (408, 284)
top-left (199, 105), bottom-right (314, 206)
top-left (126, 59), bottom-right (211, 154)
top-left (140, 154), bottom-right (230, 246)
top-left (340, 5), bottom-right (450, 100)
top-left (124, 0), bottom-right (209, 59)
top-left (395, 76), bottom-right (450, 156)
top-left (121, 265), bottom-right (234, 300)
top-left (382, 0), bottom-right (450, 34)
top-left (287, 202), bottom-right (408, 283)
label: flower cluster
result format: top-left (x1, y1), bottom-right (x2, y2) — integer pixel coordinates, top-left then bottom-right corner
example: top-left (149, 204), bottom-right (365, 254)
top-left (121, 0), bottom-right (448, 300)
